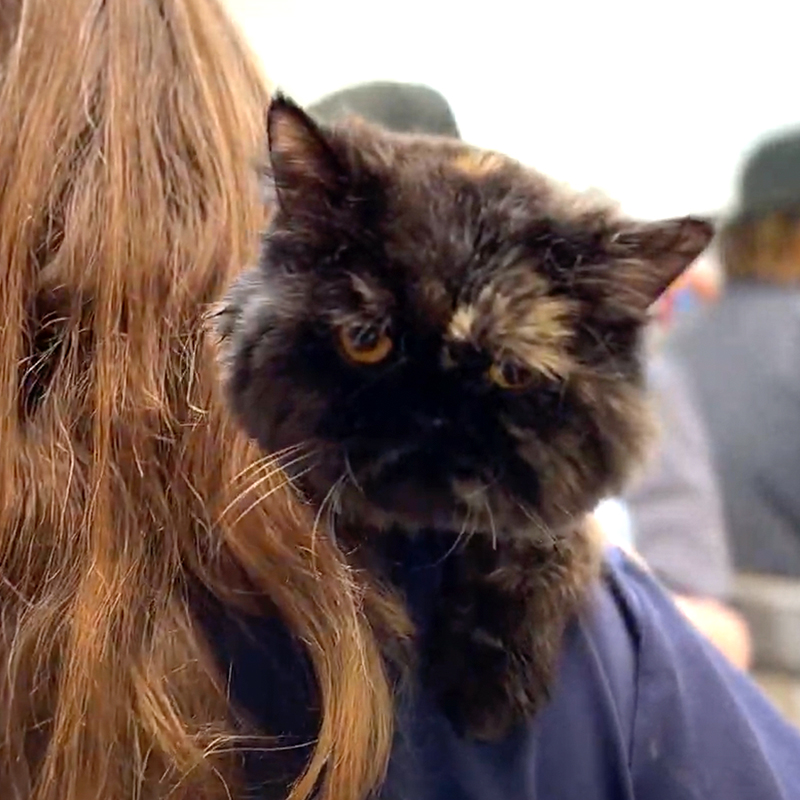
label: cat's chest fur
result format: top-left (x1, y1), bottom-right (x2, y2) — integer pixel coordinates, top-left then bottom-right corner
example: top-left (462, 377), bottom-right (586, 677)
top-left (335, 520), bottom-right (601, 741)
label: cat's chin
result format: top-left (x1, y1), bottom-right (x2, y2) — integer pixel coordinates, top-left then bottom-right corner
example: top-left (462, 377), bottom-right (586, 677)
top-left (339, 479), bottom-right (460, 534)
top-left (338, 481), bottom-right (550, 542)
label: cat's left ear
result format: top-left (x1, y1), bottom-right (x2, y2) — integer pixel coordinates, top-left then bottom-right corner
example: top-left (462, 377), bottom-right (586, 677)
top-left (267, 93), bottom-right (345, 218)
top-left (608, 216), bottom-right (714, 312)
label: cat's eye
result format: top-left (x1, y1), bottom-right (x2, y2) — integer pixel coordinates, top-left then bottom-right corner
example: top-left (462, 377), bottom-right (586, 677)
top-left (337, 322), bottom-right (393, 365)
top-left (489, 359), bottom-right (535, 391)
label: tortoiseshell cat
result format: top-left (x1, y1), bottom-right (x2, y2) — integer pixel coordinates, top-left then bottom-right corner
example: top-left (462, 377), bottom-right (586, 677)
top-left (217, 95), bottom-right (712, 740)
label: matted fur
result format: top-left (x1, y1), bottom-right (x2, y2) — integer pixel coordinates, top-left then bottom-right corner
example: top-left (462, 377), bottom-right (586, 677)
top-left (219, 96), bottom-right (713, 739)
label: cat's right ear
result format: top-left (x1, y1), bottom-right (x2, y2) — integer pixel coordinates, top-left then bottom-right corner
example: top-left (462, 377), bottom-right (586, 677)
top-left (267, 93), bottom-right (344, 219)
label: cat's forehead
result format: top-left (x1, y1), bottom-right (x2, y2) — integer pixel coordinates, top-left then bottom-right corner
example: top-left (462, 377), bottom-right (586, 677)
top-left (354, 250), bottom-right (579, 384)
top-left (346, 253), bottom-right (577, 381)
top-left (376, 135), bottom-right (539, 197)
top-left (339, 135), bottom-right (587, 375)
top-left (341, 124), bottom-right (541, 201)
top-left (368, 142), bottom-right (545, 268)
top-left (443, 266), bottom-right (579, 378)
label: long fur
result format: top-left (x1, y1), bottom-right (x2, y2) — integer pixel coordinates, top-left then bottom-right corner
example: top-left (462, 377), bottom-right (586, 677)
top-left (218, 95), bottom-right (713, 740)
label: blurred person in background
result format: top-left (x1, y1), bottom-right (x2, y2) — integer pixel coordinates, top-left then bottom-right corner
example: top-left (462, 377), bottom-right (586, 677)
top-left (313, 81), bottom-right (750, 670)
top-left (669, 128), bottom-right (800, 580)
top-left (622, 355), bottom-right (751, 670)
top-left (310, 80), bottom-right (461, 138)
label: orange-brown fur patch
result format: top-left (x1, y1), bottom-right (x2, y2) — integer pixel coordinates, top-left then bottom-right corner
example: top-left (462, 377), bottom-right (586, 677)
top-left (451, 149), bottom-right (507, 177)
top-left (447, 272), bottom-right (578, 379)
top-left (447, 304), bottom-right (478, 342)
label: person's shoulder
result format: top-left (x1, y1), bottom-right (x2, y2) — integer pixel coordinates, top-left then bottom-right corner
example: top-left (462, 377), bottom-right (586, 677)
top-left (383, 549), bottom-right (644, 800)
top-left (598, 545), bottom-right (683, 627)
top-left (594, 548), bottom-right (800, 800)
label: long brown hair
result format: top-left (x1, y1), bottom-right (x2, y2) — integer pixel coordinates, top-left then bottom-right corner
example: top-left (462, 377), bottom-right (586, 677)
top-left (0, 2), bottom-right (396, 799)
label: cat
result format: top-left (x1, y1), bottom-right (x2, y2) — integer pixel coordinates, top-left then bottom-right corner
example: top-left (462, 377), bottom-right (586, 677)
top-left (216, 94), bottom-right (712, 740)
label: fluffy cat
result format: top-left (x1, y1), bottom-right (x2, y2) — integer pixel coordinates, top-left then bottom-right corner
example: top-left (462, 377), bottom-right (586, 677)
top-left (217, 95), bottom-right (712, 740)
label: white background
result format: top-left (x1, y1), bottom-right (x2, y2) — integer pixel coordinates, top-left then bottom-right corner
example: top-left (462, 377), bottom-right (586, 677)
top-left (227, 0), bottom-right (799, 220)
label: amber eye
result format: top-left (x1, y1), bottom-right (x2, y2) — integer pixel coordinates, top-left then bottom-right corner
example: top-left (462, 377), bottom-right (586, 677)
top-left (488, 359), bottom-right (535, 390)
top-left (337, 322), bottom-right (393, 365)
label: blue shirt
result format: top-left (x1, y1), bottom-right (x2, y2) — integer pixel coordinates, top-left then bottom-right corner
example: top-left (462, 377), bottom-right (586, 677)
top-left (205, 543), bottom-right (800, 799)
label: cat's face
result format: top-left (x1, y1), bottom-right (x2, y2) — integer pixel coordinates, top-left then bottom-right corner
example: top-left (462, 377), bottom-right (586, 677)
top-left (218, 96), bottom-right (712, 539)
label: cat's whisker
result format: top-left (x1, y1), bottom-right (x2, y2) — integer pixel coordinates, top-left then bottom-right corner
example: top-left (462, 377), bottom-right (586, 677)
top-left (284, 464), bottom-right (316, 497)
top-left (266, 442), bottom-right (315, 473)
top-left (343, 449), bottom-right (365, 495)
top-left (511, 498), bottom-right (555, 544)
top-left (333, 473), bottom-right (348, 517)
top-left (243, 441), bottom-right (307, 469)
top-left (428, 509), bottom-right (472, 568)
top-left (232, 441), bottom-right (310, 484)
top-left (484, 497), bottom-right (498, 550)
top-left (220, 449), bottom-right (316, 523)
top-left (463, 503), bottom-right (484, 546)
top-left (226, 467), bottom-right (313, 529)
top-left (311, 472), bottom-right (347, 558)
top-left (325, 476), bottom-right (347, 549)
top-left (460, 507), bottom-right (472, 539)
top-left (232, 453), bottom-right (280, 485)
top-left (469, 505), bottom-right (483, 543)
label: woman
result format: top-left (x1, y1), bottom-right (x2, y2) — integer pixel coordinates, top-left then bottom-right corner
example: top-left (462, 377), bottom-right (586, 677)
top-left (0, 3), bottom-right (396, 799)
top-left (670, 128), bottom-right (800, 579)
top-left (2, 4), bottom-right (800, 800)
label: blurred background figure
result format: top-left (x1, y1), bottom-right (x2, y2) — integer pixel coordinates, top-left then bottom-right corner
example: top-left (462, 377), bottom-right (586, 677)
top-left (667, 130), bottom-right (800, 708)
top-left (596, 347), bottom-right (751, 671)
top-left (227, 0), bottom-right (798, 222)
top-left (311, 81), bottom-right (460, 137)
top-left (670, 129), bottom-right (800, 579)
top-left (621, 354), bottom-right (751, 670)
top-left (311, 78), bottom-right (751, 671)
top-left (626, 357), bottom-right (731, 599)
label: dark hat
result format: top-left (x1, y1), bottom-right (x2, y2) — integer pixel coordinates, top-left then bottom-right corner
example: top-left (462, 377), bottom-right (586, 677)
top-left (735, 127), bottom-right (800, 221)
top-left (308, 81), bottom-right (461, 139)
